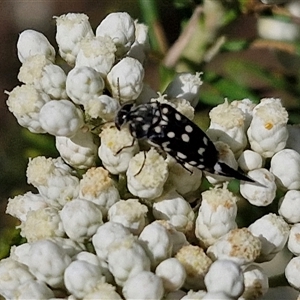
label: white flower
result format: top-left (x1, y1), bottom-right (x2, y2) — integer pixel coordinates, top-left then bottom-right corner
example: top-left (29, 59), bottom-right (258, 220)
top-left (92, 222), bottom-right (132, 260)
top-left (18, 55), bottom-right (67, 99)
top-left (270, 149), bottom-right (300, 190)
top-left (60, 198), bottom-right (103, 242)
top-left (279, 190), bottom-right (300, 223)
top-left (83, 282), bottom-right (122, 299)
top-left (56, 130), bottom-right (98, 169)
top-left (66, 66), bottom-right (105, 106)
top-left (204, 259), bottom-right (244, 298)
top-left (207, 228), bottom-right (261, 265)
top-left (285, 256), bottom-right (300, 290)
top-left (55, 13), bottom-right (94, 65)
top-left (26, 239), bottom-right (72, 288)
top-left (206, 99), bottom-right (247, 156)
top-left (6, 84), bottom-right (51, 133)
top-left (64, 260), bottom-right (105, 298)
top-left (175, 245), bottom-right (212, 290)
top-left (11, 279), bottom-right (55, 299)
top-left (6, 191), bottom-right (48, 222)
top-left (166, 157), bottom-right (202, 195)
top-left (76, 36), bottom-right (116, 75)
top-left (85, 94), bottom-right (120, 121)
top-left (127, 148), bottom-right (168, 199)
top-left (155, 258), bottom-right (186, 292)
top-left (195, 184), bottom-right (238, 248)
top-left (248, 213), bottom-right (289, 262)
top-left (163, 72), bottom-right (203, 108)
top-left (231, 98), bottom-right (255, 129)
top-left (127, 21), bottom-right (149, 64)
top-left (107, 235), bottom-right (151, 286)
top-left (96, 12), bottom-right (135, 57)
top-left (79, 167), bottom-right (120, 217)
top-left (10, 243), bottom-right (31, 266)
top-left (99, 125), bottom-right (139, 174)
top-left (181, 290), bottom-right (206, 299)
top-left (241, 264), bottom-right (269, 299)
top-left (139, 221), bottom-right (173, 268)
top-left (19, 207), bottom-right (65, 242)
top-left (107, 57), bottom-right (144, 101)
top-left (26, 156), bottom-right (80, 207)
top-left (108, 199), bottom-right (148, 235)
top-left (17, 29), bottom-right (55, 63)
top-left (238, 149), bottom-right (263, 172)
top-left (247, 98), bottom-right (288, 158)
top-left (240, 168), bottom-right (276, 206)
top-left (153, 189), bottom-right (195, 233)
top-left (122, 271), bottom-right (164, 299)
top-left (39, 99), bottom-right (84, 137)
top-left (0, 258), bottom-right (35, 299)
top-left (288, 223), bottom-right (300, 256)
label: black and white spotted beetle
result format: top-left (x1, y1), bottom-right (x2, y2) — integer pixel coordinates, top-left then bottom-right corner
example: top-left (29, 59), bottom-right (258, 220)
top-left (115, 101), bottom-right (255, 183)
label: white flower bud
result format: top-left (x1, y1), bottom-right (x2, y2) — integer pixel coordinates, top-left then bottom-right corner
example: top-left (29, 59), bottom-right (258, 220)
top-left (207, 228), bottom-right (261, 265)
top-left (0, 258), bottom-right (35, 299)
top-left (153, 190), bottom-right (194, 233)
top-left (279, 190), bottom-right (300, 223)
top-left (247, 98), bottom-right (288, 158)
top-left (85, 95), bottom-right (120, 121)
top-left (17, 29), bottom-right (55, 63)
top-left (163, 72), bottom-right (203, 108)
top-left (123, 271), bottom-right (164, 299)
top-left (181, 290), bottom-right (206, 299)
top-left (127, 21), bottom-right (149, 64)
top-left (6, 191), bottom-right (47, 222)
top-left (107, 235), bottom-right (151, 286)
top-left (270, 149), bottom-right (300, 190)
top-left (99, 125), bottom-right (139, 174)
top-left (13, 280), bottom-right (55, 299)
top-left (76, 36), bottom-right (116, 75)
top-left (60, 199), bottom-right (103, 242)
top-left (66, 66), bottom-right (105, 106)
top-left (27, 239), bottom-right (72, 288)
top-left (207, 99), bottom-right (247, 156)
top-left (285, 256), bottom-right (300, 290)
top-left (18, 54), bottom-right (67, 99)
top-left (56, 130), bottom-right (98, 169)
top-left (204, 259), bottom-right (244, 298)
top-left (155, 258), bottom-right (186, 291)
top-left (248, 213), bottom-right (289, 262)
top-left (240, 168), bottom-right (276, 206)
top-left (139, 221), bottom-right (173, 268)
top-left (19, 207), bottom-right (64, 242)
top-left (26, 156), bottom-right (79, 207)
top-left (39, 99), bottom-right (84, 137)
top-left (241, 264), bottom-right (269, 300)
top-left (92, 222), bottom-right (132, 260)
top-left (286, 124), bottom-right (300, 153)
top-left (231, 98), bottom-right (255, 129)
top-left (107, 57), bottom-right (144, 101)
top-left (79, 167), bottom-right (120, 217)
top-left (108, 199), bottom-right (148, 235)
top-left (83, 282), bottom-right (122, 299)
top-left (96, 12), bottom-right (135, 57)
top-left (55, 13), bottom-right (94, 65)
top-left (195, 184), bottom-right (238, 248)
top-left (166, 157), bottom-right (202, 195)
top-left (175, 245), bottom-right (212, 290)
top-left (64, 260), bottom-right (105, 298)
top-left (127, 148), bottom-right (168, 199)
top-left (288, 223), bottom-right (300, 256)
top-left (6, 84), bottom-right (51, 133)
top-left (238, 149), bottom-right (263, 172)
top-left (10, 243), bottom-right (31, 266)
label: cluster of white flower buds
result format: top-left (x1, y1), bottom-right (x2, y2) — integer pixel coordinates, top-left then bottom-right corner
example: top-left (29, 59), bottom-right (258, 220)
top-left (2, 11), bottom-right (300, 299)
